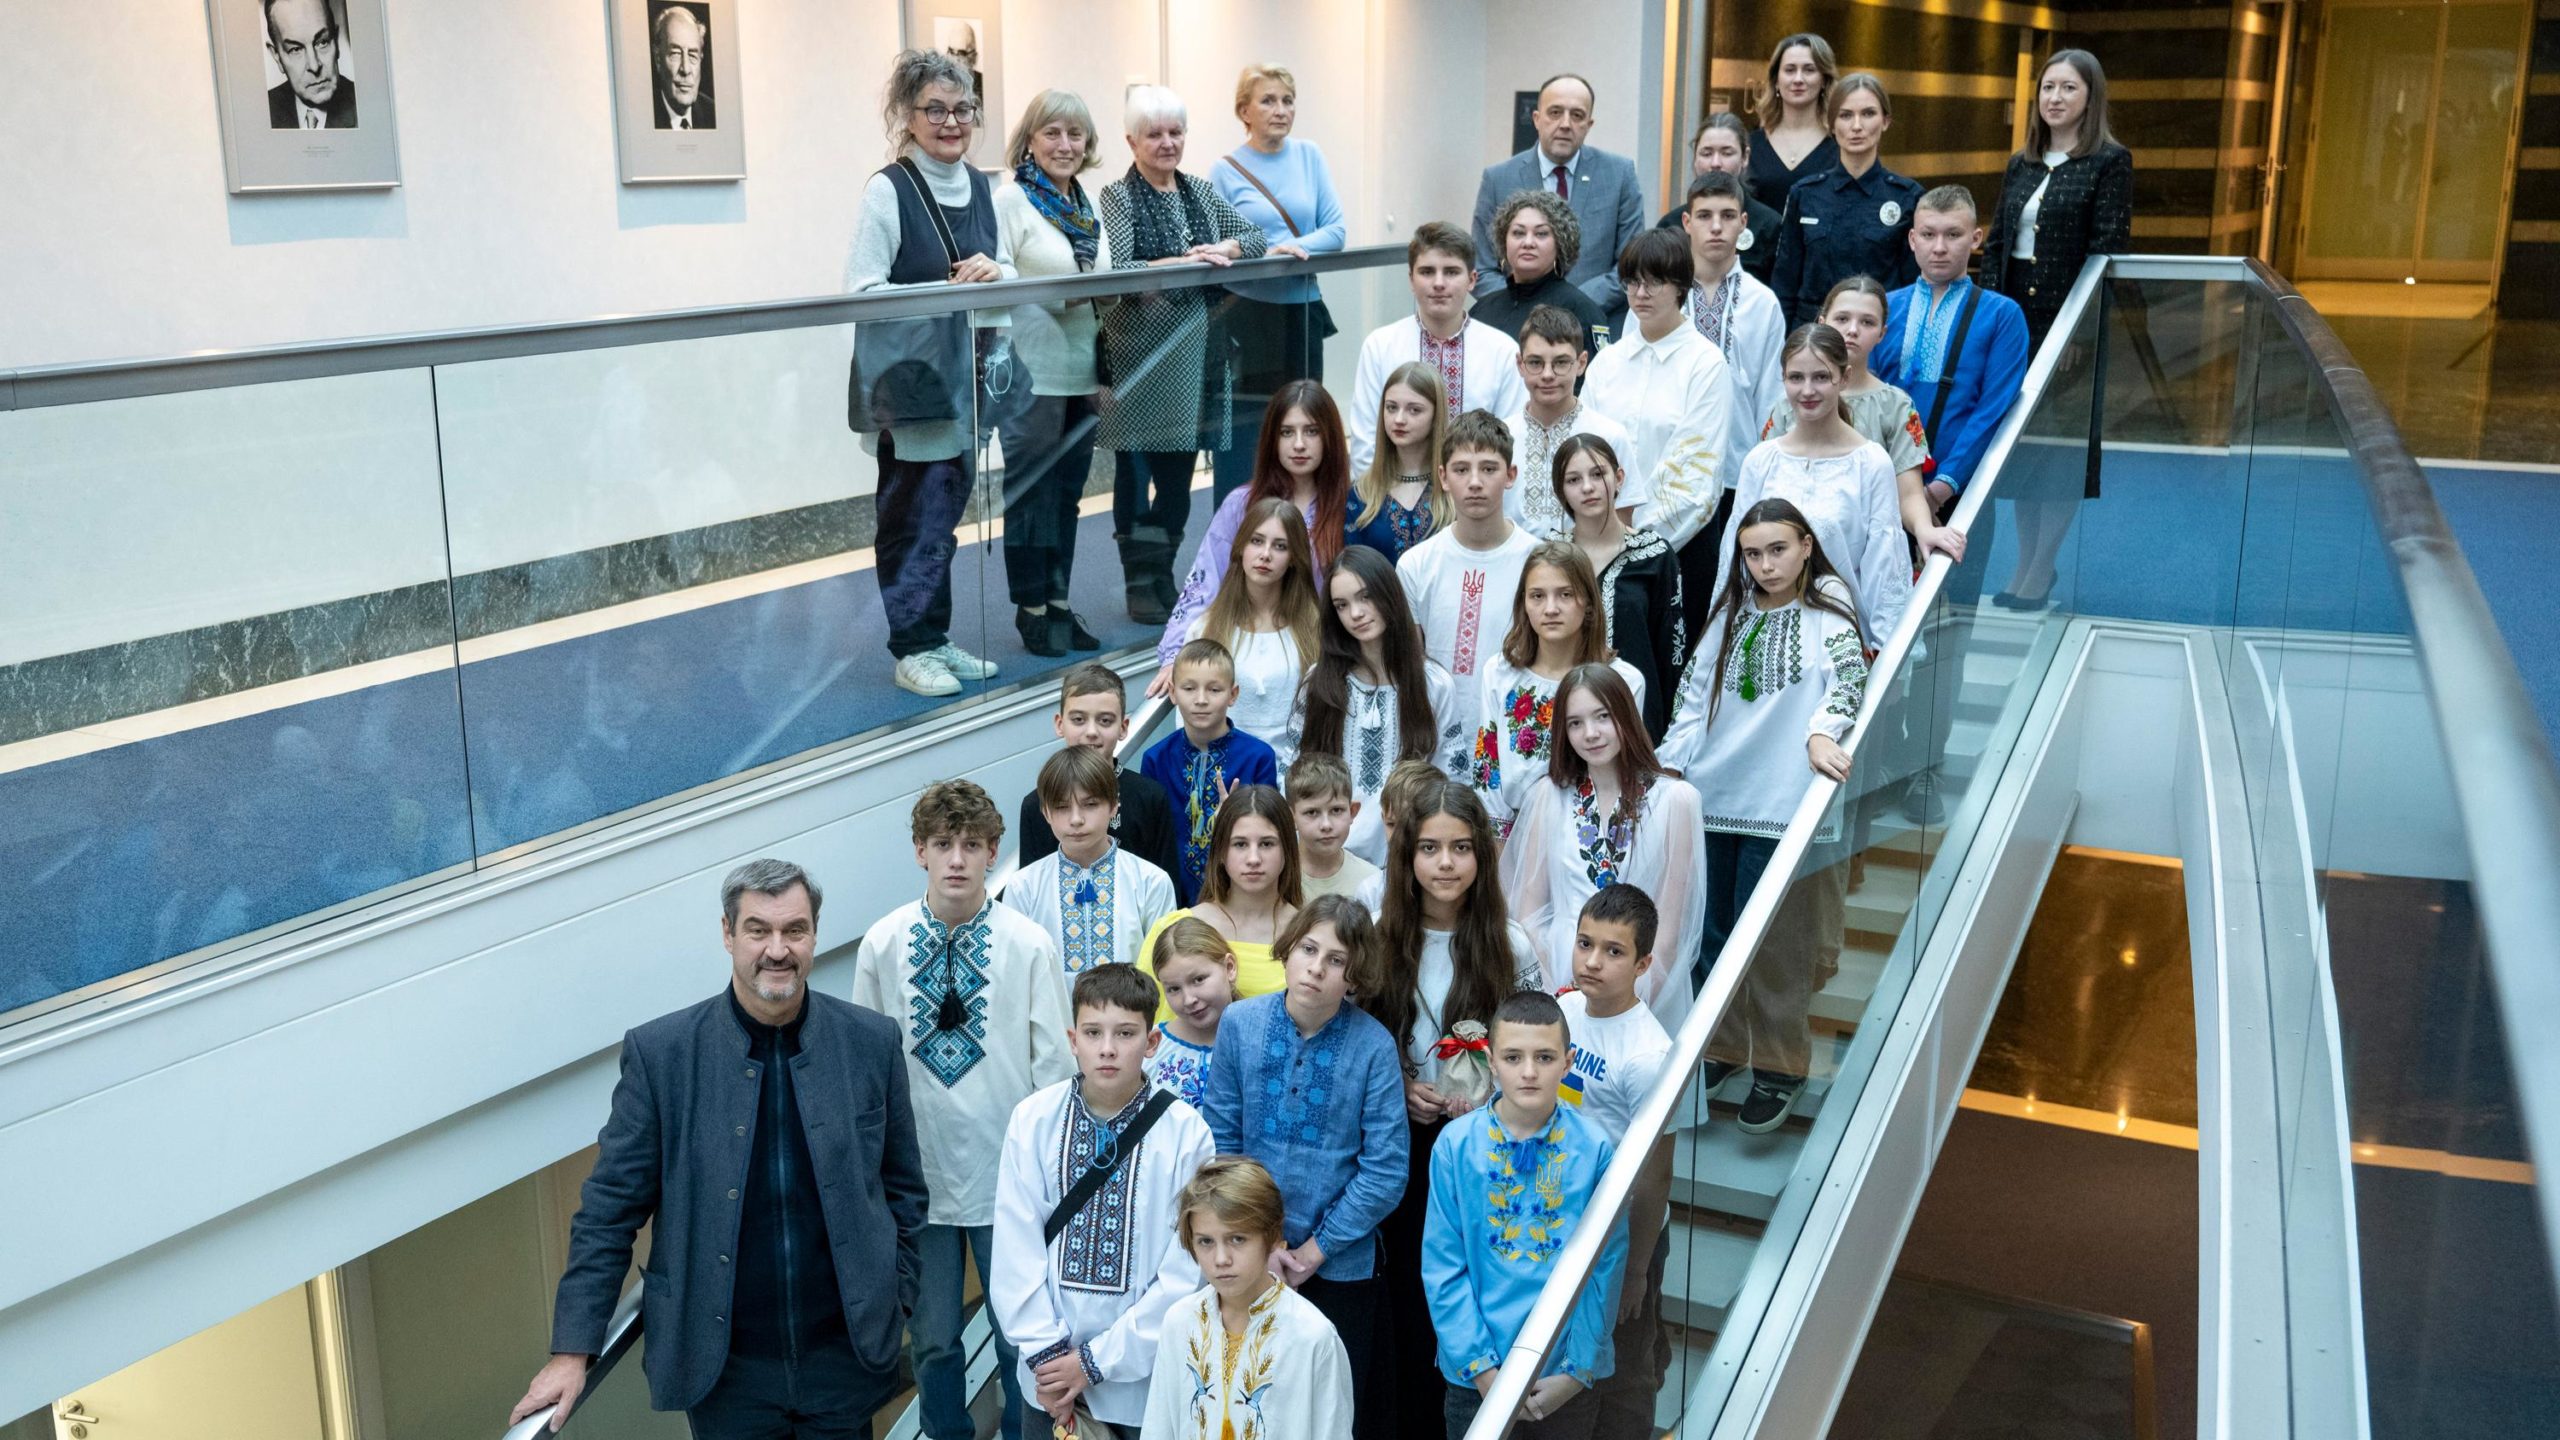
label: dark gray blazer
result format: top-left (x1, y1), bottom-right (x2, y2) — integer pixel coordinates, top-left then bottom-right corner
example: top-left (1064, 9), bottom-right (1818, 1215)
top-left (550, 989), bottom-right (927, 1412)
top-left (1471, 145), bottom-right (1647, 316)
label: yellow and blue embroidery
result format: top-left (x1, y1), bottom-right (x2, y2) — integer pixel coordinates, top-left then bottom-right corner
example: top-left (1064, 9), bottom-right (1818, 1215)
top-left (1482, 1115), bottom-right (1574, 1264)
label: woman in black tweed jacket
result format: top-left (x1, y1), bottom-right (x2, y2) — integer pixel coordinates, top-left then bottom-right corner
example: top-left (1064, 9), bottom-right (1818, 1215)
top-left (1980, 48), bottom-right (2132, 603)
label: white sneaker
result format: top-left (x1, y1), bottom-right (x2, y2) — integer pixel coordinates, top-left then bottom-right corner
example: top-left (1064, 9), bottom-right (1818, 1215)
top-left (894, 652), bottom-right (961, 697)
top-left (927, 643), bottom-right (997, 681)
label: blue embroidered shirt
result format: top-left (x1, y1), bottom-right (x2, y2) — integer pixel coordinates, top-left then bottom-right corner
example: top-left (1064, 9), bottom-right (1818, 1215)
top-left (1421, 1103), bottom-right (1627, 1386)
top-left (1200, 993), bottom-right (1409, 1281)
top-left (1140, 726), bottom-right (1281, 905)
top-left (1871, 278), bottom-right (2031, 495)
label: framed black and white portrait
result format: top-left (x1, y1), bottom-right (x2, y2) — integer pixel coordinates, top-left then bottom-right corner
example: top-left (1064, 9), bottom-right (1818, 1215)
top-left (206, 0), bottom-right (402, 192)
top-left (609, 0), bottom-right (746, 183)
top-left (902, 1), bottom-right (1003, 166)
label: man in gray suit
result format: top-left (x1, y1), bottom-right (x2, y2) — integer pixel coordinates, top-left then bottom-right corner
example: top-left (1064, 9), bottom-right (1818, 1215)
top-left (511, 859), bottom-right (928, 1437)
top-left (1472, 74), bottom-right (1646, 322)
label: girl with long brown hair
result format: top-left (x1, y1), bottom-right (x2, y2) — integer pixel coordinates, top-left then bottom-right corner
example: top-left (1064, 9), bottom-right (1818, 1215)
top-left (1660, 497), bottom-right (1870, 1133)
top-left (1137, 783), bottom-right (1305, 1005)
top-left (1344, 361), bottom-right (1452, 561)
top-left (1294, 545), bottom-right (1458, 863)
top-left (1184, 497), bottom-right (1324, 762)
top-left (1499, 664), bottom-right (1707, 1030)
top-left (1464, 541), bottom-right (1646, 831)
top-left (1728, 323), bottom-right (1913, 644)
top-left (1152, 381), bottom-right (1354, 691)
top-left (1361, 780), bottom-right (1540, 1437)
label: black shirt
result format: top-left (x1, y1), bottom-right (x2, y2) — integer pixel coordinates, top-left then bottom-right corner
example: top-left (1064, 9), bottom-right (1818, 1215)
top-left (1654, 193), bottom-right (1784, 288)
top-left (1747, 130), bottom-right (1838, 214)
top-left (1017, 764), bottom-right (1183, 882)
top-left (1769, 162), bottom-right (1923, 329)
top-left (726, 991), bottom-right (847, 1360)
top-left (1469, 271), bottom-right (1612, 356)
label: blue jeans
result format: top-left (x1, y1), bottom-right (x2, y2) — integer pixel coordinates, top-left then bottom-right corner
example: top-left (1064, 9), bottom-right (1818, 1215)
top-left (912, 1222), bottom-right (1021, 1440)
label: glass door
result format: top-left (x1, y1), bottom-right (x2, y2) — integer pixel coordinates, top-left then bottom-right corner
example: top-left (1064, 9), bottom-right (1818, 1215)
top-left (2295, 0), bottom-right (2530, 283)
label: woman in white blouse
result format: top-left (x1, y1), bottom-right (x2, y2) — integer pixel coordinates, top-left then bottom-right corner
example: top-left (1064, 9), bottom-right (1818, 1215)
top-left (995, 89), bottom-right (1112, 659)
top-left (1466, 541), bottom-right (1646, 832)
top-left (1184, 497), bottom-right (1322, 764)
top-left (1722, 323), bottom-right (1912, 647)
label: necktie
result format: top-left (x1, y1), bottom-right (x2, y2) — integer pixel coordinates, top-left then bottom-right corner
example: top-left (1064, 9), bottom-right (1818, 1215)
top-left (303, 107), bottom-right (322, 131)
top-left (1551, 164), bottom-right (1570, 201)
top-left (675, 113), bottom-right (691, 130)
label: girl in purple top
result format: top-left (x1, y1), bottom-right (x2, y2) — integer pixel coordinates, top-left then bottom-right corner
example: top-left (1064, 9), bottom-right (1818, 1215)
top-left (1151, 381), bottom-right (1354, 694)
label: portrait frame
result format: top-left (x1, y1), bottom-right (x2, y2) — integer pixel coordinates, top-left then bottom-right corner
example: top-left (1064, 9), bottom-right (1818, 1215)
top-left (899, 1), bottom-right (1004, 167)
top-left (608, 0), bottom-right (747, 184)
top-left (206, 0), bottom-right (402, 194)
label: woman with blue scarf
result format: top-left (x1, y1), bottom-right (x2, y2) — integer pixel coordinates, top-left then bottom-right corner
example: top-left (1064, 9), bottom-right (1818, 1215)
top-left (995, 90), bottom-right (1114, 657)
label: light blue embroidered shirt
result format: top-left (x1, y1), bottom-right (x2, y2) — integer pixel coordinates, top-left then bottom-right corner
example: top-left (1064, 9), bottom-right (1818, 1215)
top-left (1421, 1103), bottom-right (1627, 1386)
top-left (1201, 993), bottom-right (1409, 1280)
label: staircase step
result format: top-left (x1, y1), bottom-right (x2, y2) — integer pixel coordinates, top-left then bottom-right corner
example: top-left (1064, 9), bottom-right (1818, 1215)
top-left (1668, 1108), bottom-right (1812, 1221)
top-left (1659, 1214), bottom-right (1764, 1331)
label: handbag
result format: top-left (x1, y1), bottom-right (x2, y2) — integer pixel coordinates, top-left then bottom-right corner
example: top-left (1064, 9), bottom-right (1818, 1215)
top-left (848, 159), bottom-right (1030, 435)
top-left (1220, 152), bottom-right (1338, 341)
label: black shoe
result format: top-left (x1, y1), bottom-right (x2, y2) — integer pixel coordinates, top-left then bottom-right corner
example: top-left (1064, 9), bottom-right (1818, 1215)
top-left (1700, 1059), bottom-right (1740, 1095)
top-left (1016, 606), bottom-right (1066, 658)
top-left (1736, 1072), bottom-right (1805, 1134)
top-left (1126, 584), bottom-right (1170, 626)
top-left (1062, 611), bottom-right (1102, 651)
top-left (1151, 566), bottom-right (1181, 612)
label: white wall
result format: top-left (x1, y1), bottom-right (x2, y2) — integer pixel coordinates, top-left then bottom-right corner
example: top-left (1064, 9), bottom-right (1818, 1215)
top-left (2, 0), bottom-right (1606, 660)
top-left (0, 0), bottom-right (1551, 373)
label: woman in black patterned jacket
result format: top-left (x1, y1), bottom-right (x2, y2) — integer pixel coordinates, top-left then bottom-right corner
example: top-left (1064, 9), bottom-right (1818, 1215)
top-left (1980, 48), bottom-right (2132, 604)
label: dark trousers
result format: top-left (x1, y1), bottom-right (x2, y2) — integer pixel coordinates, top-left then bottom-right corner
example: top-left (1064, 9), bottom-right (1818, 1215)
top-left (1113, 449), bottom-right (1198, 603)
top-left (1677, 491), bottom-right (1735, 640)
top-left (1379, 1116), bottom-right (1448, 1439)
top-left (687, 1338), bottom-right (899, 1440)
top-left (1213, 297), bottom-right (1329, 502)
top-left (1298, 1272), bottom-right (1385, 1439)
top-left (1589, 1227), bottom-right (1671, 1440)
top-left (1443, 1382), bottom-right (1601, 1440)
top-left (875, 431), bottom-right (976, 658)
top-left (1698, 830), bottom-right (1780, 990)
top-left (997, 393), bottom-right (1098, 609)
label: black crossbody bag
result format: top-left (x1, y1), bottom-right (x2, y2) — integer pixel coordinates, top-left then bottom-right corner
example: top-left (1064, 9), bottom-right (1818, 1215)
top-left (1917, 282), bottom-right (1983, 520)
top-left (1044, 1088), bottom-right (1178, 1243)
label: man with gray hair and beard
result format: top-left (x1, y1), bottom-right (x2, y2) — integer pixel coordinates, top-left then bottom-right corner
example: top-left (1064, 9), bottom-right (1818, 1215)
top-left (512, 859), bottom-right (927, 1437)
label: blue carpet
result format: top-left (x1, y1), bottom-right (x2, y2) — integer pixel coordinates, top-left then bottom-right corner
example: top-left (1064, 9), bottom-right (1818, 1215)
top-left (0, 496), bottom-right (1212, 1013)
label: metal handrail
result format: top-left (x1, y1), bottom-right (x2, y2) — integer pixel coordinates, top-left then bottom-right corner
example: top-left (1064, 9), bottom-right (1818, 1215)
top-left (500, 1281), bottom-right (644, 1439)
top-left (1460, 252), bottom-right (2120, 1437)
top-left (3, 243), bottom-right (1406, 410)
top-left (2247, 259), bottom-right (2560, 1275)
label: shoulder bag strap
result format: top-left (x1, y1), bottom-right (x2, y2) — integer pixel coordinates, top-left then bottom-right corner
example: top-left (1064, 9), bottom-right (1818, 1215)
top-left (1221, 153), bottom-right (1301, 236)
top-left (894, 156), bottom-right (966, 269)
top-left (1043, 1088), bottom-right (1179, 1245)
top-left (1923, 283), bottom-right (1984, 453)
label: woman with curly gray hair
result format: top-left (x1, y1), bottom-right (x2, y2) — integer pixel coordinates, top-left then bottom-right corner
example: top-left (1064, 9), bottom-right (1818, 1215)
top-left (1468, 187), bottom-right (1609, 354)
top-left (845, 48), bottom-right (1019, 699)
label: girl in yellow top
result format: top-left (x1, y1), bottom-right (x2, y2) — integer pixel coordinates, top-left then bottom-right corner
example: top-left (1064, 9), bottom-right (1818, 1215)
top-left (1139, 784), bottom-right (1303, 1017)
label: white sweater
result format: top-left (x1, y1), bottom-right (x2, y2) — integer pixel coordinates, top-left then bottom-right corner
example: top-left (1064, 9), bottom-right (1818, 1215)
top-left (993, 179), bottom-right (1111, 396)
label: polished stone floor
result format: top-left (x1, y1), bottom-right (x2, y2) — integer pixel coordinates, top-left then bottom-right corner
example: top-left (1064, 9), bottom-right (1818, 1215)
top-left (2324, 309), bottom-right (2560, 465)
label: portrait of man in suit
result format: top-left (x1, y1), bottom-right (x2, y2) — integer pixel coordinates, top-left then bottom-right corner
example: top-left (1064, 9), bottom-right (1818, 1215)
top-left (650, 2), bottom-right (715, 130)
top-left (263, 0), bottom-right (357, 130)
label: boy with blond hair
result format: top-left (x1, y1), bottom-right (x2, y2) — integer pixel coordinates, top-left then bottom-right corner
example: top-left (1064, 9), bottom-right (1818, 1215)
top-left (1288, 752), bottom-right (1381, 901)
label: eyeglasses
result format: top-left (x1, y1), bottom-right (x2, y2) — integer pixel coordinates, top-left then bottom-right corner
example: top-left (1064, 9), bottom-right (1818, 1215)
top-left (1624, 277), bottom-right (1676, 295)
top-left (922, 102), bottom-right (982, 126)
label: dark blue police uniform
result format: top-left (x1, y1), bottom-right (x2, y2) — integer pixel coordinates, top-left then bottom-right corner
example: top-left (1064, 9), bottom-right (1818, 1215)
top-left (1770, 163), bottom-right (1923, 328)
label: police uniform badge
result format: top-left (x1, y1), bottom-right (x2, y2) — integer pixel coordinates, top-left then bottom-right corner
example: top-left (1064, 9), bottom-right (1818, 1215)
top-left (1737, 228), bottom-right (1755, 251)
top-left (1879, 200), bottom-right (1903, 226)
